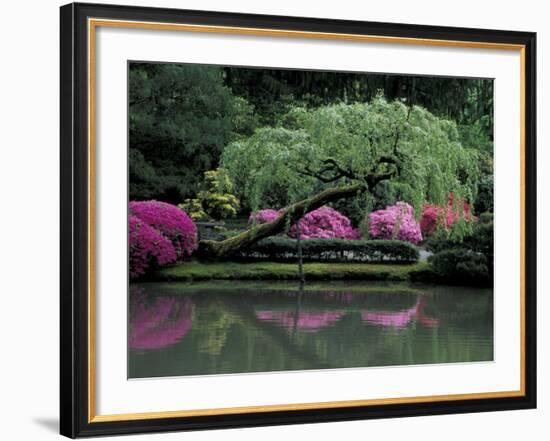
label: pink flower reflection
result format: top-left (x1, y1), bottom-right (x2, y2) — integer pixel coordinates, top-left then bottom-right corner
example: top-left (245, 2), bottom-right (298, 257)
top-left (129, 295), bottom-right (194, 350)
top-left (361, 297), bottom-right (440, 329)
top-left (255, 310), bottom-right (345, 332)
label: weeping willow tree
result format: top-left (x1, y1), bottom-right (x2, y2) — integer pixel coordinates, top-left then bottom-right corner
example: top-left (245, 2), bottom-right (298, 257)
top-left (199, 96), bottom-right (480, 258)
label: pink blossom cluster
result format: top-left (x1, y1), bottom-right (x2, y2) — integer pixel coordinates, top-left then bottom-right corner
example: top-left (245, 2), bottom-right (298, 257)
top-left (420, 193), bottom-right (475, 236)
top-left (130, 200), bottom-right (198, 259)
top-left (129, 215), bottom-right (177, 279)
top-left (248, 208), bottom-right (281, 226)
top-left (249, 206), bottom-right (361, 239)
top-left (368, 202), bottom-right (423, 244)
top-left (288, 206), bottom-right (362, 240)
top-left (129, 201), bottom-right (198, 279)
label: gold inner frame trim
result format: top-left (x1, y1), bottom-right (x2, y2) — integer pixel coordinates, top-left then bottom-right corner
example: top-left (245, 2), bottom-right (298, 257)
top-left (87, 17), bottom-right (527, 424)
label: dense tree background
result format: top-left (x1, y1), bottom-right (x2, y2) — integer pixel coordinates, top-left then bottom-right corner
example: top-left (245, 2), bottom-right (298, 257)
top-left (129, 63), bottom-right (243, 202)
top-left (224, 67), bottom-right (493, 132)
top-left (129, 62), bottom-right (493, 209)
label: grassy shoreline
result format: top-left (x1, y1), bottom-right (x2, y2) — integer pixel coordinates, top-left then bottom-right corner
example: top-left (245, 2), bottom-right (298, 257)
top-left (156, 260), bottom-right (435, 283)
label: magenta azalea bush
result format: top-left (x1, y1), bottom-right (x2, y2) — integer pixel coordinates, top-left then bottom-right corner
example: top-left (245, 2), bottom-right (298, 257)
top-left (368, 202), bottom-right (423, 244)
top-left (129, 200), bottom-right (198, 259)
top-left (248, 208), bottom-right (281, 226)
top-left (129, 215), bottom-right (177, 279)
top-left (289, 206), bottom-right (362, 240)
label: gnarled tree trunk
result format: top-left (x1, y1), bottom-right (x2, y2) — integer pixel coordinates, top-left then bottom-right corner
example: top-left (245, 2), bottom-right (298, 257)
top-left (198, 183), bottom-right (365, 258)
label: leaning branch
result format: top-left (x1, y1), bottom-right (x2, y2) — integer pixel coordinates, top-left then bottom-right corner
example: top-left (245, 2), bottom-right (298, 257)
top-left (198, 183), bottom-right (366, 258)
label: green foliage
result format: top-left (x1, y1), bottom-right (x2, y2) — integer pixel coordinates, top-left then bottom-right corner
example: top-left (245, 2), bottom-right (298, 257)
top-left (469, 217), bottom-right (494, 258)
top-left (458, 117), bottom-right (493, 154)
top-left (222, 97), bottom-right (481, 222)
top-left (230, 96), bottom-right (260, 140)
top-left (179, 168), bottom-right (240, 221)
top-left (426, 214), bottom-right (493, 286)
top-left (478, 212), bottom-right (494, 224)
top-left (224, 67), bottom-right (493, 134)
top-left (424, 229), bottom-right (456, 254)
top-left (129, 63), bottom-right (241, 202)
top-left (458, 118), bottom-right (493, 215)
top-left (178, 199), bottom-right (208, 221)
top-left (158, 260), bottom-right (430, 282)
top-left (222, 127), bottom-right (317, 209)
top-left (197, 168), bottom-right (240, 220)
top-left (232, 237), bottom-right (419, 263)
top-left (128, 62), bottom-right (493, 216)
top-left (428, 248), bottom-right (491, 286)
top-left (425, 215), bottom-right (493, 254)
top-left (475, 174), bottom-right (494, 213)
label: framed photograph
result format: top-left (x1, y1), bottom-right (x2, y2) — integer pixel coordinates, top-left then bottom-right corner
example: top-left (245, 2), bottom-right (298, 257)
top-left (60, 2), bottom-right (536, 438)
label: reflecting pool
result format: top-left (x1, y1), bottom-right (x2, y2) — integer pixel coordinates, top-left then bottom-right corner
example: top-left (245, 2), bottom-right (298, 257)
top-left (128, 281), bottom-right (493, 378)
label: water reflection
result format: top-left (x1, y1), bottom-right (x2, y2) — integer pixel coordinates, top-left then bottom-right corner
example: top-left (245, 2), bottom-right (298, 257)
top-left (361, 296), bottom-right (440, 329)
top-left (128, 281), bottom-right (493, 378)
top-left (255, 310), bottom-right (345, 332)
top-left (129, 288), bottom-right (194, 351)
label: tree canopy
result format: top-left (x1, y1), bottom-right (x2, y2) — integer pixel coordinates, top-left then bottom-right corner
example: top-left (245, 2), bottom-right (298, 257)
top-left (196, 98), bottom-right (481, 257)
top-left (223, 67), bottom-right (493, 135)
top-left (129, 63), bottom-right (493, 207)
top-left (129, 63), bottom-right (241, 202)
top-left (222, 97), bottom-right (480, 216)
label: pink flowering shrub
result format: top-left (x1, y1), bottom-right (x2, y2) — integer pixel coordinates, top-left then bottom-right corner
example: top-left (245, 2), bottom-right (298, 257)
top-left (289, 206), bottom-right (362, 240)
top-left (248, 209), bottom-right (281, 226)
top-left (368, 202), bottom-right (423, 244)
top-left (249, 206), bottom-right (361, 239)
top-left (419, 204), bottom-right (442, 236)
top-left (129, 200), bottom-right (198, 259)
top-left (129, 215), bottom-right (177, 279)
top-left (420, 193), bottom-right (475, 236)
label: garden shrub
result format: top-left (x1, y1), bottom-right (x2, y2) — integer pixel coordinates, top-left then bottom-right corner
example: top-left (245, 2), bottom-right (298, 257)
top-left (178, 198), bottom-right (208, 221)
top-left (424, 229), bottom-right (459, 253)
top-left (420, 193), bottom-right (475, 236)
top-left (426, 214), bottom-right (493, 286)
top-left (129, 215), bottom-right (177, 279)
top-left (129, 200), bottom-right (198, 259)
top-left (248, 208), bottom-right (281, 226)
top-left (288, 206), bottom-right (361, 240)
top-left (179, 168), bottom-right (240, 221)
top-left (474, 174), bottom-right (494, 214)
top-left (197, 168), bottom-right (240, 220)
top-left (369, 202), bottom-right (423, 244)
top-left (233, 237), bottom-right (419, 263)
top-left (468, 217), bottom-right (494, 277)
top-left (249, 206), bottom-right (361, 240)
top-left (425, 214), bottom-right (493, 255)
top-left (478, 212), bottom-right (494, 224)
top-left (428, 248), bottom-right (491, 286)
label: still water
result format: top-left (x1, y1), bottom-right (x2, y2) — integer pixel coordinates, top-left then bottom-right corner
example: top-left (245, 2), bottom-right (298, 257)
top-left (128, 281), bottom-right (493, 378)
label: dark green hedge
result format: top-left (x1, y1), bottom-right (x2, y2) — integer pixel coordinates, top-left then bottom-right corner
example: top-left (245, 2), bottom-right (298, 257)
top-left (428, 248), bottom-right (492, 287)
top-left (231, 237), bottom-right (419, 263)
top-left (425, 214), bottom-right (493, 287)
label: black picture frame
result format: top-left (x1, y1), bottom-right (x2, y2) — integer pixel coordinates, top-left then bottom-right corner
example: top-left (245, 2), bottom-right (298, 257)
top-left (60, 2), bottom-right (537, 438)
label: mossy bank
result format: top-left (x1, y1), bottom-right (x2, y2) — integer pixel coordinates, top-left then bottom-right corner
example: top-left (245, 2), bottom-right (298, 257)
top-left (156, 260), bottom-right (436, 283)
